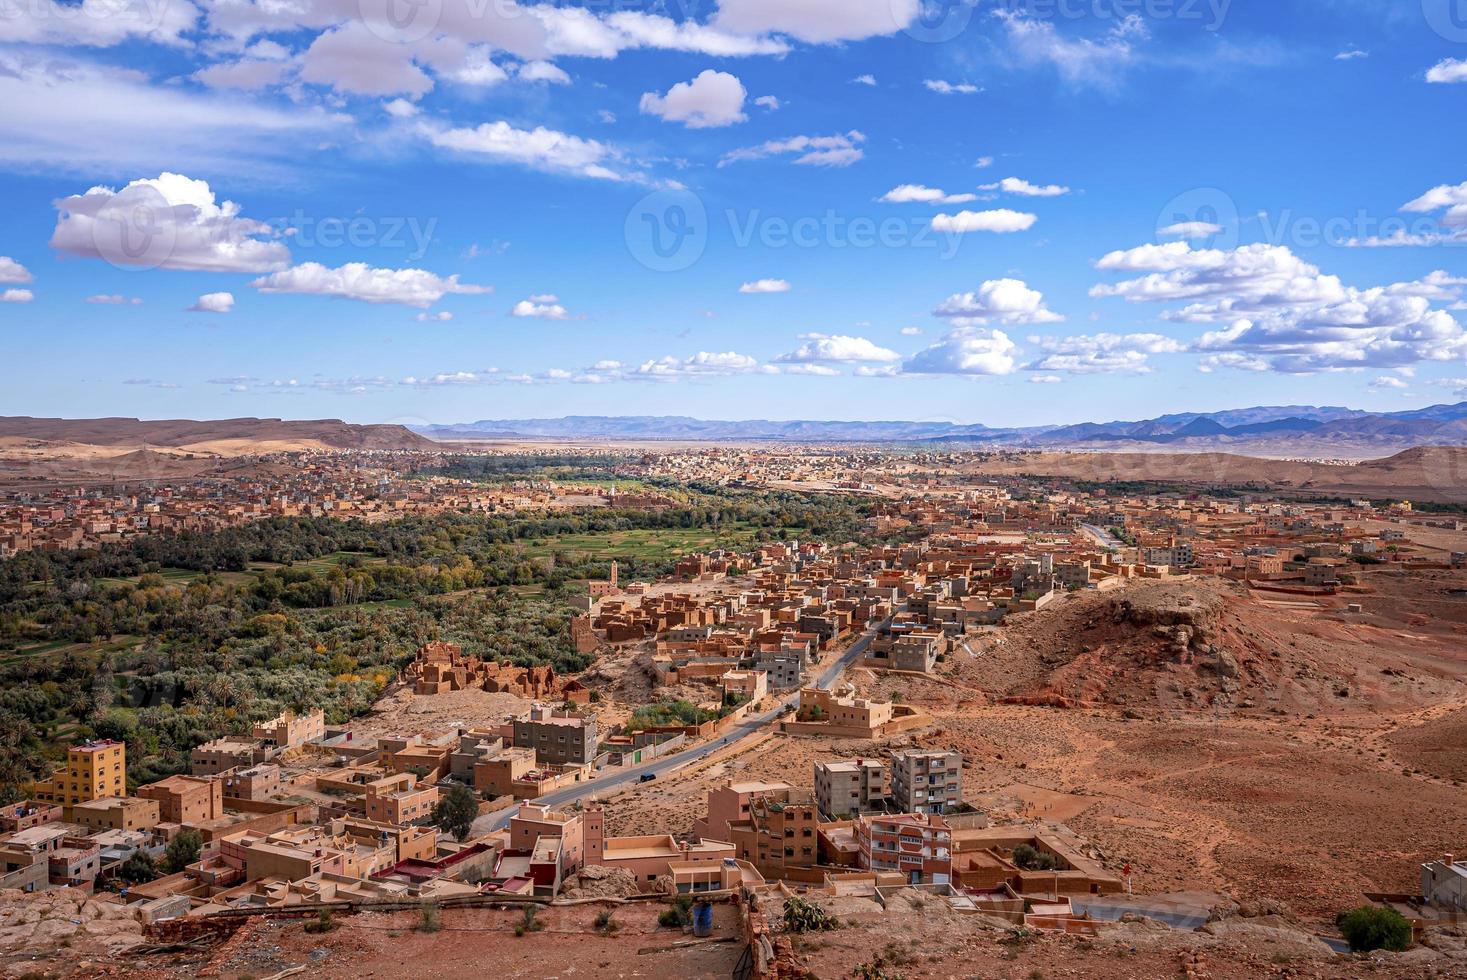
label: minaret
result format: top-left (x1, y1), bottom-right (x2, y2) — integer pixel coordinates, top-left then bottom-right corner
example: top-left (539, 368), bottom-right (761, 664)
top-left (610, 560), bottom-right (618, 587)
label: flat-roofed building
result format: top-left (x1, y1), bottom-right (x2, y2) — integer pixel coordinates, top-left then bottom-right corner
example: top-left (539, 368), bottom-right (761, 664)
top-left (855, 812), bottom-right (952, 885)
top-left (137, 774), bottom-right (224, 826)
top-left (890, 750), bottom-right (962, 815)
top-left (71, 796), bottom-right (160, 833)
top-left (815, 759), bottom-right (889, 820)
top-left (33, 740), bottom-right (126, 811)
top-left (513, 705), bottom-right (598, 766)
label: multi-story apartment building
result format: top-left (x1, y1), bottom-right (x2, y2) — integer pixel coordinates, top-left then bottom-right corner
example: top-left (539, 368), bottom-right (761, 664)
top-left (890, 750), bottom-right (962, 815)
top-left (814, 759), bottom-right (889, 820)
top-left (728, 792), bottom-right (820, 880)
top-left (513, 705), bottom-right (598, 766)
top-left (32, 740), bottom-right (126, 811)
top-left (363, 775), bottom-right (439, 827)
top-left (855, 812), bottom-right (952, 885)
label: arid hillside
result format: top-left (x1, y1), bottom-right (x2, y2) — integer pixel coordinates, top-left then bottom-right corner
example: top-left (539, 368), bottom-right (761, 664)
top-left (0, 416), bottom-right (435, 452)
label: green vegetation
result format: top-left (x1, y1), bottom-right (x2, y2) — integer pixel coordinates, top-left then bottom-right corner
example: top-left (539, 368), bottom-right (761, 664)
top-left (658, 895), bottom-right (694, 928)
top-left (0, 485), bottom-right (876, 798)
top-left (432, 783), bottom-right (480, 842)
top-left (514, 904), bottom-right (545, 937)
top-left (418, 901), bottom-right (441, 933)
top-left (626, 699), bottom-right (718, 731)
top-left (164, 829), bottom-right (203, 873)
top-left (783, 896), bottom-right (839, 933)
top-left (1336, 905), bottom-right (1412, 953)
top-left (594, 909), bottom-right (618, 933)
top-left (1011, 843), bottom-right (1060, 872)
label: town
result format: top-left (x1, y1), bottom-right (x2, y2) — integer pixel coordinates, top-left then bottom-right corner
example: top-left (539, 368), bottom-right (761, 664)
top-left (1, 443), bottom-right (1464, 977)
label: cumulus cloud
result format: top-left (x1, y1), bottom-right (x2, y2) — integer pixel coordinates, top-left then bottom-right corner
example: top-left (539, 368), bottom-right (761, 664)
top-left (879, 184), bottom-right (977, 205)
top-left (51, 173), bottom-right (290, 273)
top-left (1027, 332), bottom-right (1183, 374)
top-left (640, 69), bottom-right (748, 128)
top-left (1092, 240), bottom-right (1467, 373)
top-left (852, 74), bottom-right (876, 86)
top-left (899, 326), bottom-right (923, 336)
top-left (628, 350), bottom-right (765, 381)
top-left (517, 60), bottom-right (570, 84)
top-left (738, 278), bottom-right (790, 293)
top-left (415, 311), bottom-right (454, 322)
top-left (903, 328), bottom-right (1019, 376)
top-left (1426, 58), bottom-right (1467, 84)
top-left (510, 294), bottom-right (572, 319)
top-left (1, 289), bottom-right (34, 304)
top-left (419, 119), bottom-right (628, 181)
top-left (776, 334), bottom-right (901, 364)
top-left (719, 131), bottom-right (865, 167)
top-left (250, 262), bottom-right (490, 308)
top-left (713, 0), bottom-right (918, 43)
top-left (780, 363), bottom-right (841, 376)
top-left (0, 257), bottom-right (31, 284)
top-left (981, 176), bottom-right (1070, 197)
top-left (188, 291), bottom-right (235, 313)
top-left (0, 0), bottom-right (199, 47)
top-left (754, 95), bottom-right (780, 110)
top-left (933, 278), bottom-right (1064, 326)
top-left (1402, 181), bottom-right (1467, 228)
top-left (930, 209), bottom-right (1037, 234)
top-left (974, 156), bottom-right (994, 169)
top-left (924, 79), bottom-right (980, 95)
top-left (1369, 375), bottom-right (1407, 389)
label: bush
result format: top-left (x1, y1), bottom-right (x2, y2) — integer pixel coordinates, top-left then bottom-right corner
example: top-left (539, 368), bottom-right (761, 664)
top-left (659, 895), bottom-right (693, 928)
top-left (1337, 905), bottom-right (1411, 953)
top-left (783, 897), bottom-right (838, 933)
top-left (514, 904), bottom-right (544, 937)
top-left (305, 908), bottom-right (337, 934)
top-left (594, 909), bottom-right (618, 933)
top-left (1011, 843), bottom-right (1058, 872)
top-left (418, 901), bottom-right (441, 933)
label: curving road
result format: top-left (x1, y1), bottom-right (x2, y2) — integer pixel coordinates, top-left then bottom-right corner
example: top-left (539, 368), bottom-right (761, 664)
top-left (473, 619), bottom-right (890, 834)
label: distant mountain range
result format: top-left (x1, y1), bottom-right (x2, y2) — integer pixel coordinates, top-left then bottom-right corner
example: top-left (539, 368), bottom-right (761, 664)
top-left (0, 417), bottom-right (435, 452)
top-left (417, 402), bottom-right (1467, 457)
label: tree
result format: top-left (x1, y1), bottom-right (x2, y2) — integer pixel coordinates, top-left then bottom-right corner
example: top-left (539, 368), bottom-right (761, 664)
top-left (1337, 905), bottom-right (1411, 953)
top-left (164, 829), bottom-right (203, 873)
top-left (119, 851), bottom-right (158, 884)
top-left (431, 783), bottom-right (479, 841)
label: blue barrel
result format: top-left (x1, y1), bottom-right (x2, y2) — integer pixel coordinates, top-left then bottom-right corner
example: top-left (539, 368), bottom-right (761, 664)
top-left (692, 899), bottom-right (714, 937)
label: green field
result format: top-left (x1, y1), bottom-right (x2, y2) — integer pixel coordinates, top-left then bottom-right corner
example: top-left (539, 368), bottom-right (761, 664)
top-left (515, 527), bottom-right (766, 562)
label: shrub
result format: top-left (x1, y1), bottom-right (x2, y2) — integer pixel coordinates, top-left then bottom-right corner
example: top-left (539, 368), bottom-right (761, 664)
top-left (783, 897), bottom-right (839, 933)
top-left (659, 895), bottom-right (693, 928)
top-left (305, 908), bottom-right (337, 934)
top-left (1011, 843), bottom-right (1058, 872)
top-left (515, 904), bottom-right (544, 937)
top-left (418, 901), bottom-right (441, 934)
top-left (1336, 906), bottom-right (1411, 953)
top-left (594, 909), bottom-right (618, 933)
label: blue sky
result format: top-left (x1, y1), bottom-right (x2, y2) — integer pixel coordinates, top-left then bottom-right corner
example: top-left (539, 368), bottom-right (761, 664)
top-left (3, 0), bottom-right (1467, 426)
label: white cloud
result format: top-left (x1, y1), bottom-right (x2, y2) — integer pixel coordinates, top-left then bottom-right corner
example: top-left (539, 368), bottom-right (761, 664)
top-left (511, 294), bottom-right (572, 319)
top-left (194, 57), bottom-right (293, 90)
top-left (1159, 221), bottom-right (1223, 239)
top-left (924, 79), bottom-right (980, 95)
top-left (300, 22), bottom-right (434, 96)
top-left (250, 262), bottom-right (490, 308)
top-left (1334, 49), bottom-right (1368, 61)
top-left (0, 52), bottom-right (344, 176)
top-left (517, 60), bottom-right (570, 84)
top-left (385, 98), bottom-right (420, 118)
top-left (719, 131), bottom-right (865, 168)
top-left (779, 363), bottom-right (841, 376)
top-left (640, 69), bottom-right (748, 128)
top-left (188, 291), bottom-right (235, 313)
top-left (1027, 332), bottom-right (1183, 374)
top-left (1426, 58), bottom-right (1467, 84)
top-left (899, 326), bottom-right (923, 336)
top-left (713, 0), bottom-right (918, 43)
top-left (930, 209), bottom-right (1037, 234)
top-left (933, 278), bottom-right (1063, 325)
top-left (996, 10), bottom-right (1144, 88)
top-left (981, 176), bottom-right (1070, 197)
top-left (440, 46), bottom-right (510, 87)
top-left (974, 156), bottom-right (994, 169)
top-left (879, 184), bottom-right (977, 205)
top-left (1093, 241), bottom-right (1467, 373)
top-left (629, 351), bottom-right (764, 381)
top-left (51, 173), bottom-right (290, 273)
top-left (754, 95), bottom-right (780, 110)
top-left (1, 289), bottom-right (34, 304)
top-left (852, 74), bottom-right (876, 86)
top-left (1369, 375), bottom-right (1407, 389)
top-left (0, 257), bottom-right (32, 284)
top-left (776, 334), bottom-right (901, 364)
top-left (1402, 181), bottom-right (1467, 228)
top-left (1029, 375), bottom-right (1062, 384)
top-left (0, 0), bottom-right (199, 47)
top-left (87, 294), bottom-right (142, 305)
top-left (415, 311), bottom-right (454, 322)
top-left (903, 328), bottom-right (1019, 376)
top-left (419, 119), bottom-right (627, 181)
top-left (738, 278), bottom-right (790, 294)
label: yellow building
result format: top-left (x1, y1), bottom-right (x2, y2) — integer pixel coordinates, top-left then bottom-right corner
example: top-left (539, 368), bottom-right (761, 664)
top-left (33, 740), bottom-right (126, 812)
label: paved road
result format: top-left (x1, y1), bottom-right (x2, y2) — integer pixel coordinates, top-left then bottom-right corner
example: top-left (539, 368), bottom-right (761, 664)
top-left (473, 620), bottom-right (889, 834)
top-left (1079, 523), bottom-right (1123, 552)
